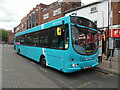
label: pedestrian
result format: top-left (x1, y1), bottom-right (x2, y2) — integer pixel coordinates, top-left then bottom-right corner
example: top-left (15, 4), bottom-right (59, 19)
top-left (105, 49), bottom-right (111, 60)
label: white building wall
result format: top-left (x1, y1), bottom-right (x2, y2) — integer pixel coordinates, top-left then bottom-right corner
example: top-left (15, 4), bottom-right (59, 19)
top-left (65, 1), bottom-right (109, 29)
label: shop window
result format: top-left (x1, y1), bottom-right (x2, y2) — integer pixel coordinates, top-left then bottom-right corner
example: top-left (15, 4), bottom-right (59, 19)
top-left (115, 38), bottom-right (120, 50)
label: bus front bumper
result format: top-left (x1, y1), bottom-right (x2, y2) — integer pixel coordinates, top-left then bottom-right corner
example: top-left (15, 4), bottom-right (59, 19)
top-left (63, 60), bottom-right (99, 73)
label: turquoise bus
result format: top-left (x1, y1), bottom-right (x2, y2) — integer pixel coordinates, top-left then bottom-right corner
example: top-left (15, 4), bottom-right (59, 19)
top-left (14, 15), bottom-right (99, 73)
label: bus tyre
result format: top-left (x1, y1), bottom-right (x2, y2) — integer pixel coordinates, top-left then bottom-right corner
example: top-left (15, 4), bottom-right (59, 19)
top-left (17, 49), bottom-right (20, 54)
top-left (14, 45), bottom-right (16, 50)
top-left (98, 56), bottom-right (102, 63)
top-left (41, 57), bottom-right (47, 68)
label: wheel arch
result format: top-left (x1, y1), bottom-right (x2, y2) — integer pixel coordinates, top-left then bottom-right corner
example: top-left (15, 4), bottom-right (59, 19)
top-left (39, 54), bottom-right (45, 62)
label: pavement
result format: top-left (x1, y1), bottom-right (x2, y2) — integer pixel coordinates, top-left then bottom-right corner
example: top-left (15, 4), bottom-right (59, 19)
top-left (94, 54), bottom-right (120, 75)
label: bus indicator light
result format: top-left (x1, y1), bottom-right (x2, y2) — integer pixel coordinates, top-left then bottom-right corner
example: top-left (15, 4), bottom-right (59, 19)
top-left (57, 27), bottom-right (62, 36)
top-left (70, 58), bottom-right (74, 62)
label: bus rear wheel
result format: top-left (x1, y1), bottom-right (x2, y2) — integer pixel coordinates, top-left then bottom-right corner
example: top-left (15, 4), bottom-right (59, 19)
top-left (41, 57), bottom-right (47, 68)
top-left (17, 49), bottom-right (20, 54)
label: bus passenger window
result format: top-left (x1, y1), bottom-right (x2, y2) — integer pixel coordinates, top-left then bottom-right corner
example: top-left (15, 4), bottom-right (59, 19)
top-left (16, 36), bottom-right (20, 42)
top-left (39, 30), bottom-right (49, 47)
top-left (32, 32), bottom-right (39, 46)
top-left (51, 27), bottom-right (64, 49)
top-left (20, 35), bottom-right (25, 45)
top-left (25, 34), bottom-right (33, 45)
top-left (50, 24), bottom-right (69, 49)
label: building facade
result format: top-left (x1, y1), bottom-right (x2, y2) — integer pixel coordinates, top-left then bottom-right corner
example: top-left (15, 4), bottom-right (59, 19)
top-left (65, 0), bottom-right (120, 29)
top-left (14, 1), bottom-right (81, 34)
top-left (8, 30), bottom-right (14, 44)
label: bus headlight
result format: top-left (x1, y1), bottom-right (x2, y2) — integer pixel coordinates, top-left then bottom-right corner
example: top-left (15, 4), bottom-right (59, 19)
top-left (72, 64), bottom-right (75, 67)
top-left (72, 64), bottom-right (78, 67)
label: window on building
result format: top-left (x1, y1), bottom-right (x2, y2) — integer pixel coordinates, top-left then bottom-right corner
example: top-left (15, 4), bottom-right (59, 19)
top-left (22, 23), bottom-right (26, 29)
top-left (43, 13), bottom-right (49, 20)
top-left (32, 12), bottom-right (35, 27)
top-left (53, 8), bottom-right (61, 16)
top-left (94, 21), bottom-right (97, 25)
top-left (72, 3), bottom-right (79, 8)
top-left (118, 11), bottom-right (120, 14)
top-left (35, 9), bottom-right (38, 26)
top-left (115, 37), bottom-right (120, 50)
top-left (91, 6), bottom-right (97, 13)
top-left (71, 13), bottom-right (77, 15)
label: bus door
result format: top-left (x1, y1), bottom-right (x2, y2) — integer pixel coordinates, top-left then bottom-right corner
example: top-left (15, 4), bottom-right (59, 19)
top-left (46, 25), bottom-right (69, 70)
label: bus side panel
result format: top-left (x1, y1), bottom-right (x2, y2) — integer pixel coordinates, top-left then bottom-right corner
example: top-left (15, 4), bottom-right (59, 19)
top-left (25, 46), bottom-right (42, 62)
top-left (20, 45), bottom-right (26, 56)
top-left (15, 45), bottom-right (18, 52)
top-left (45, 48), bottom-right (65, 70)
top-left (15, 45), bottom-right (21, 54)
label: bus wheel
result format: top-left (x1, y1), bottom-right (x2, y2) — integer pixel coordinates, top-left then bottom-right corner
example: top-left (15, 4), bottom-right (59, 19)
top-left (41, 57), bottom-right (47, 68)
top-left (98, 56), bottom-right (102, 63)
top-left (17, 49), bottom-right (20, 54)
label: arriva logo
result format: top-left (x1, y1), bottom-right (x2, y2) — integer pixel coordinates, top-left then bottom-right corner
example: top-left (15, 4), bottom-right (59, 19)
top-left (53, 21), bottom-right (62, 25)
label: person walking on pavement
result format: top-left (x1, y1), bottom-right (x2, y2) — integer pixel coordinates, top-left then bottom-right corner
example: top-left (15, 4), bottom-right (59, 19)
top-left (105, 49), bottom-right (111, 60)
top-left (106, 48), bottom-right (115, 60)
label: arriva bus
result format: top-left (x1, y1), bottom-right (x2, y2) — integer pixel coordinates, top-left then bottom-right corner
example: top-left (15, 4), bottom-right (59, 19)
top-left (14, 15), bottom-right (99, 73)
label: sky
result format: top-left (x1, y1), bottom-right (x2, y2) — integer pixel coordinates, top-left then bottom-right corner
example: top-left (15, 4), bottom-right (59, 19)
top-left (0, 0), bottom-right (98, 31)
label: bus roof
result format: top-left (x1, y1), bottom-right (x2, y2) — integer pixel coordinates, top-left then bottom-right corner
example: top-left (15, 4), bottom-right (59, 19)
top-left (15, 15), bottom-right (71, 37)
top-left (15, 15), bottom-right (96, 37)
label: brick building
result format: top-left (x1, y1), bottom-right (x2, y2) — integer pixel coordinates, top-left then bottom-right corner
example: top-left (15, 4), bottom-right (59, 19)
top-left (14, 1), bottom-right (81, 34)
top-left (8, 30), bottom-right (14, 44)
top-left (41, 2), bottom-right (81, 24)
top-left (112, 1), bottom-right (120, 27)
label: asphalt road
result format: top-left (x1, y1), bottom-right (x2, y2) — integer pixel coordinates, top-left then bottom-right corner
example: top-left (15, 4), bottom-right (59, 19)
top-left (2, 44), bottom-right (118, 88)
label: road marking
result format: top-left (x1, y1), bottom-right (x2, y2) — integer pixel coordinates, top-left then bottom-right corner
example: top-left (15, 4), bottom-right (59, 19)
top-left (107, 73), bottom-right (113, 76)
top-left (31, 62), bottom-right (35, 65)
top-left (5, 70), bottom-right (8, 72)
top-left (57, 79), bottom-right (72, 88)
top-left (39, 67), bottom-right (47, 72)
top-left (78, 82), bottom-right (92, 88)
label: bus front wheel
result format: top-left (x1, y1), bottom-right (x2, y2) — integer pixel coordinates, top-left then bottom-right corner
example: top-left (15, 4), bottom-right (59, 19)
top-left (98, 56), bottom-right (102, 63)
top-left (41, 57), bottom-right (47, 68)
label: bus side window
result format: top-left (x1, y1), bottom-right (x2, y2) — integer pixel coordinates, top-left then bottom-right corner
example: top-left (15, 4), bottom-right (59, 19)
top-left (50, 24), bottom-right (69, 49)
top-left (39, 30), bottom-right (49, 47)
top-left (20, 35), bottom-right (25, 45)
top-left (32, 32), bottom-right (39, 46)
top-left (51, 27), bottom-right (64, 49)
top-left (16, 36), bottom-right (20, 42)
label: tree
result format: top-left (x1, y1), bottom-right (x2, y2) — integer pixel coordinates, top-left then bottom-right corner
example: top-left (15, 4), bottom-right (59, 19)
top-left (0, 29), bottom-right (8, 43)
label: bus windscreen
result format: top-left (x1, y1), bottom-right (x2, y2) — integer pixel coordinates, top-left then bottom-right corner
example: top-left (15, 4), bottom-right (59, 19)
top-left (72, 25), bottom-right (98, 55)
top-left (71, 16), bottom-right (97, 29)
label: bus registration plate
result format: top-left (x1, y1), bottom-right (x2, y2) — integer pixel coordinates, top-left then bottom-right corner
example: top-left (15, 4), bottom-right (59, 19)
top-left (84, 66), bottom-right (90, 69)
